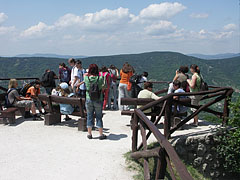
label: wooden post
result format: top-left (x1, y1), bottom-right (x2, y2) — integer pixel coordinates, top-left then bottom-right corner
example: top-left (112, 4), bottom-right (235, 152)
top-left (132, 112), bottom-right (139, 152)
top-left (164, 97), bottom-right (172, 139)
top-left (155, 148), bottom-right (167, 180)
top-left (222, 90), bottom-right (233, 125)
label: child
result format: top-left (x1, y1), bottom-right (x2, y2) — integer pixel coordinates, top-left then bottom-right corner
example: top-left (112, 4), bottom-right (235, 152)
top-left (59, 82), bottom-right (75, 120)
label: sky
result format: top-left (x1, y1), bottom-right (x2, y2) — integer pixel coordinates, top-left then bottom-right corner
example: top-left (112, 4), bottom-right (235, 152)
top-left (0, 0), bottom-right (239, 56)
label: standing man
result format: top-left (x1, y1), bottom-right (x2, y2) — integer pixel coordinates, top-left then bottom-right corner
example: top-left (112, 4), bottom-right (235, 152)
top-left (68, 58), bottom-right (79, 94)
top-left (41, 69), bottom-right (57, 95)
top-left (75, 60), bottom-right (87, 98)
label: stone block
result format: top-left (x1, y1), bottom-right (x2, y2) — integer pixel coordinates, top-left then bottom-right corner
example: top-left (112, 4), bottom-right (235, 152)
top-left (78, 118), bottom-right (87, 131)
top-left (44, 113), bottom-right (61, 125)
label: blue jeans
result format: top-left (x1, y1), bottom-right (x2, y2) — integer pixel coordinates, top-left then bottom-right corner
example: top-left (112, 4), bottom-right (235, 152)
top-left (45, 87), bottom-right (53, 95)
top-left (108, 82), bottom-right (118, 109)
top-left (85, 99), bottom-right (103, 128)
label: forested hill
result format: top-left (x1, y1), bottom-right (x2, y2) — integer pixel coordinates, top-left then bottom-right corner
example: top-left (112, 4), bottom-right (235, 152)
top-left (0, 51), bottom-right (239, 90)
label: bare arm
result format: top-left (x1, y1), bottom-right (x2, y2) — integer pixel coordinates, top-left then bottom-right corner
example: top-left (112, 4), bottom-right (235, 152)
top-left (187, 74), bottom-right (197, 89)
top-left (71, 76), bottom-right (79, 88)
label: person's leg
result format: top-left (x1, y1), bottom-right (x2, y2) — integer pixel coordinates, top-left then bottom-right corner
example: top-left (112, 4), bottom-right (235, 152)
top-left (93, 100), bottom-right (106, 139)
top-left (118, 83), bottom-right (125, 111)
top-left (34, 99), bottom-right (43, 113)
top-left (86, 99), bottom-right (94, 137)
top-left (107, 84), bottom-right (113, 109)
top-left (191, 96), bottom-right (199, 126)
top-left (103, 88), bottom-right (109, 110)
top-left (112, 83), bottom-right (118, 109)
top-left (45, 87), bottom-right (52, 95)
top-left (122, 84), bottom-right (130, 110)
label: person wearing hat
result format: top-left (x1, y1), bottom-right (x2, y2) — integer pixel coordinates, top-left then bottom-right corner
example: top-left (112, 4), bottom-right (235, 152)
top-left (59, 82), bottom-right (75, 120)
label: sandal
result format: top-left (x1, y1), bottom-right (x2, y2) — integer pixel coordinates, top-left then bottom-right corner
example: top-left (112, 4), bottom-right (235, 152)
top-left (99, 134), bottom-right (107, 140)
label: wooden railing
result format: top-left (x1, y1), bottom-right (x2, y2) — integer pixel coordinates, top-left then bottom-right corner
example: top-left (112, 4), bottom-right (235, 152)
top-left (123, 86), bottom-right (234, 180)
top-left (0, 77), bottom-right (40, 92)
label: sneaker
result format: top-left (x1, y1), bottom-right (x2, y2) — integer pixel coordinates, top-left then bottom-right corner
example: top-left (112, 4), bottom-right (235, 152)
top-left (87, 134), bottom-right (93, 139)
top-left (64, 116), bottom-right (72, 121)
top-left (99, 134), bottom-right (107, 140)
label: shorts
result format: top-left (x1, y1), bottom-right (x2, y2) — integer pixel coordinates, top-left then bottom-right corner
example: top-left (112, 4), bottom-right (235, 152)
top-left (190, 95), bottom-right (201, 112)
top-left (14, 100), bottom-right (33, 108)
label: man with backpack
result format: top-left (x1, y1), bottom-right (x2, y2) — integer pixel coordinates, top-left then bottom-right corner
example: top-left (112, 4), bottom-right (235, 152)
top-left (41, 69), bottom-right (57, 95)
top-left (75, 60), bottom-right (87, 98)
top-left (6, 79), bottom-right (39, 120)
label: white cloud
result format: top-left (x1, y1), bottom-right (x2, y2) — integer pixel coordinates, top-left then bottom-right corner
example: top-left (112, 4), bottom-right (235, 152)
top-left (0, 12), bottom-right (8, 24)
top-left (144, 21), bottom-right (177, 36)
top-left (190, 13), bottom-right (209, 19)
top-left (55, 7), bottom-right (131, 31)
top-left (223, 23), bottom-right (237, 31)
top-left (0, 26), bottom-right (15, 35)
top-left (132, 2), bottom-right (186, 23)
top-left (20, 22), bottom-right (54, 38)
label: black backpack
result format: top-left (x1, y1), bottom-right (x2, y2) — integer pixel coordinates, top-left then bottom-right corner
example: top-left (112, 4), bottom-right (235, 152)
top-left (200, 75), bottom-right (209, 91)
top-left (4, 88), bottom-right (16, 108)
top-left (20, 81), bottom-right (36, 96)
top-left (41, 72), bottom-right (51, 87)
top-left (88, 76), bottom-right (101, 101)
top-left (129, 74), bottom-right (142, 84)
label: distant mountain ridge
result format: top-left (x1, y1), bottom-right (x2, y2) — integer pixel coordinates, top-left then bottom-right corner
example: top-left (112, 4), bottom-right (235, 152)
top-left (0, 51), bottom-right (239, 91)
top-left (188, 53), bottom-right (240, 60)
top-left (15, 53), bottom-right (86, 59)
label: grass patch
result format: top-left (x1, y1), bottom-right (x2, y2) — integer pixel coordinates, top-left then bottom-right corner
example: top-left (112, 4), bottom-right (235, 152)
top-left (124, 150), bottom-right (210, 180)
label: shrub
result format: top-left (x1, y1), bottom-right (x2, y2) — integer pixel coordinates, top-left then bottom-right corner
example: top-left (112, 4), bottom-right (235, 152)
top-left (216, 96), bottom-right (240, 173)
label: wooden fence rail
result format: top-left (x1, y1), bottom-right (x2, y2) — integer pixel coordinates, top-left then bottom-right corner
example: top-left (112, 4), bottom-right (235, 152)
top-left (122, 86), bottom-right (234, 179)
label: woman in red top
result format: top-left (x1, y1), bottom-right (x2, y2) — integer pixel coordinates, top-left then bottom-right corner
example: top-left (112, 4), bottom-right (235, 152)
top-left (118, 63), bottom-right (134, 111)
top-left (99, 66), bottom-right (111, 110)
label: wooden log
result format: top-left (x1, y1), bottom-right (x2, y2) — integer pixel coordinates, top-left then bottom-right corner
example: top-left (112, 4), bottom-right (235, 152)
top-left (157, 148), bottom-right (167, 180)
top-left (132, 112), bottom-right (139, 152)
top-left (121, 98), bottom-right (155, 106)
top-left (166, 156), bottom-right (177, 180)
top-left (135, 109), bottom-right (193, 180)
top-left (164, 97), bottom-right (172, 139)
top-left (131, 147), bottom-right (160, 159)
top-left (222, 89), bottom-right (234, 125)
top-left (140, 123), bottom-right (151, 180)
top-left (44, 113), bottom-right (61, 125)
top-left (154, 88), bottom-right (168, 95)
top-left (138, 101), bottom-right (166, 151)
top-left (170, 94), bottom-right (226, 134)
top-left (140, 87), bottom-right (233, 112)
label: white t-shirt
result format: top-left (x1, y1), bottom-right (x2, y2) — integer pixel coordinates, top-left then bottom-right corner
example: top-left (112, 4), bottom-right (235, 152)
top-left (138, 76), bottom-right (147, 88)
top-left (71, 66), bottom-right (78, 84)
top-left (137, 89), bottom-right (160, 113)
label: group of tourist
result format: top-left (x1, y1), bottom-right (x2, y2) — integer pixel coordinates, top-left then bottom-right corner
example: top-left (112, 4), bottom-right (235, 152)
top-left (6, 57), bottom-right (204, 139)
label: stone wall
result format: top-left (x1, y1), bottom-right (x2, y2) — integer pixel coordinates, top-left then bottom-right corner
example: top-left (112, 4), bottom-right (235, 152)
top-left (170, 131), bottom-right (226, 180)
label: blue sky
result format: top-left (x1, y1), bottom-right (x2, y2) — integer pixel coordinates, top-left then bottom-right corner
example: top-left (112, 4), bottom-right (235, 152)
top-left (0, 0), bottom-right (239, 56)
